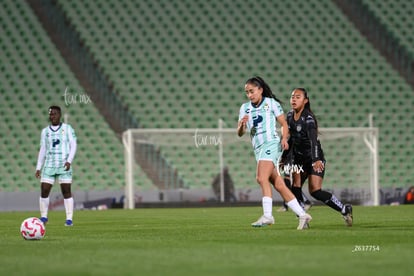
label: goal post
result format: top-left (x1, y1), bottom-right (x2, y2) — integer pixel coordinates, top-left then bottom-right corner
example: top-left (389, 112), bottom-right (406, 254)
top-left (317, 127), bottom-right (379, 206)
top-left (122, 125), bottom-right (379, 209)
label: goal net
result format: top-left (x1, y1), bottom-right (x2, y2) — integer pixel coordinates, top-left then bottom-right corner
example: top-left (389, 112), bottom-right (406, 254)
top-left (122, 125), bottom-right (379, 208)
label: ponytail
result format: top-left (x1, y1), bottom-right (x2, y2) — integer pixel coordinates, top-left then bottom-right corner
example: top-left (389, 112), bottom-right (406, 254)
top-left (293, 88), bottom-right (318, 131)
top-left (246, 76), bottom-right (282, 104)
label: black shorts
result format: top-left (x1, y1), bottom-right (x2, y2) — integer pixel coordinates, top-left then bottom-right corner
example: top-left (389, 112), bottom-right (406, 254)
top-left (295, 158), bottom-right (326, 178)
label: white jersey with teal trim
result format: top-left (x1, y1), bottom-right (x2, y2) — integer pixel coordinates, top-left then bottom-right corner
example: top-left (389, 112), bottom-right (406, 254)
top-left (40, 123), bottom-right (76, 168)
top-left (239, 97), bottom-right (284, 149)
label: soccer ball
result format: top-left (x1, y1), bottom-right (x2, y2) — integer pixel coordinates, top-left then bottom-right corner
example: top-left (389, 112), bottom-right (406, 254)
top-left (20, 217), bottom-right (46, 240)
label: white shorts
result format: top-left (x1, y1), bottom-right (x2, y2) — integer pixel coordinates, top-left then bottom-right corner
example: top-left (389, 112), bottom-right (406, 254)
top-left (40, 167), bottom-right (73, 184)
top-left (254, 140), bottom-right (282, 168)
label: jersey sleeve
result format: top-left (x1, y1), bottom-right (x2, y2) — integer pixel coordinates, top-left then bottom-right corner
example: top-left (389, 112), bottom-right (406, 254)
top-left (286, 111), bottom-right (293, 130)
top-left (39, 128), bottom-right (46, 148)
top-left (67, 124), bottom-right (77, 143)
top-left (239, 103), bottom-right (251, 130)
top-left (67, 125), bottom-right (77, 164)
top-left (271, 99), bottom-right (284, 117)
top-left (305, 114), bottom-right (321, 162)
top-left (36, 129), bottom-right (47, 170)
top-left (238, 103), bottom-right (247, 121)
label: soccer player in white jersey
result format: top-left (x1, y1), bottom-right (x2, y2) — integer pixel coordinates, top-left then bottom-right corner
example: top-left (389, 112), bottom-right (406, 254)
top-left (35, 106), bottom-right (77, 226)
top-left (237, 76), bottom-right (312, 230)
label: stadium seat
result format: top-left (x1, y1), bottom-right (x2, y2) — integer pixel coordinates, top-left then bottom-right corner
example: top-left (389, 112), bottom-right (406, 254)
top-left (1, 0), bottom-right (412, 191)
top-left (0, 0), bottom-right (140, 192)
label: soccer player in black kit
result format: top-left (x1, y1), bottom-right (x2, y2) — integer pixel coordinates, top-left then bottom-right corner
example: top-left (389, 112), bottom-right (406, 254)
top-left (285, 88), bottom-right (353, 226)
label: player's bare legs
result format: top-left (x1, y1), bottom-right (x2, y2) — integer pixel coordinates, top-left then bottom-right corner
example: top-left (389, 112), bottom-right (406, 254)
top-left (251, 161), bottom-right (276, 227)
top-left (252, 161), bottom-right (312, 229)
top-left (270, 170), bottom-right (311, 229)
top-left (41, 182), bottom-right (53, 198)
top-left (256, 160), bottom-right (274, 197)
top-left (271, 173), bottom-right (295, 202)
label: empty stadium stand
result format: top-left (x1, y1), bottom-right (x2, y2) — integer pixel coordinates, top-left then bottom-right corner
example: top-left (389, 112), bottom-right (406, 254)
top-left (0, 0), bottom-right (152, 192)
top-left (0, 0), bottom-right (413, 195)
top-left (55, 0), bottom-right (413, 188)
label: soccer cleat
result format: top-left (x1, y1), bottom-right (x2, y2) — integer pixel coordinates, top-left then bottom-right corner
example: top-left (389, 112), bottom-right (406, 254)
top-left (342, 204), bottom-right (353, 227)
top-left (297, 213), bottom-right (312, 230)
top-left (251, 215), bottom-right (275, 227)
top-left (39, 217), bottom-right (48, 225)
top-left (65, 220), bottom-right (73, 227)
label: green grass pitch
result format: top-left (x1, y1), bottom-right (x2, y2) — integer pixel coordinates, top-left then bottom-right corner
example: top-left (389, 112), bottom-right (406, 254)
top-left (1, 205), bottom-right (413, 276)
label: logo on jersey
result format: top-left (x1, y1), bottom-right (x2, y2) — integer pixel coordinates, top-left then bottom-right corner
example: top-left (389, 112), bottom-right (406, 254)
top-left (265, 149), bottom-right (271, 155)
top-left (252, 115), bottom-right (263, 127)
top-left (263, 103), bottom-right (269, 111)
top-left (245, 108), bottom-right (250, 114)
top-left (250, 115), bottom-right (263, 137)
top-left (296, 124), bottom-right (302, 132)
top-left (52, 139), bottom-right (60, 148)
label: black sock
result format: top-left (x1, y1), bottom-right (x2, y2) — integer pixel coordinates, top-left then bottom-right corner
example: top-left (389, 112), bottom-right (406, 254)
top-left (311, 189), bottom-right (344, 213)
top-left (283, 178), bottom-right (292, 190)
top-left (292, 186), bottom-right (304, 205)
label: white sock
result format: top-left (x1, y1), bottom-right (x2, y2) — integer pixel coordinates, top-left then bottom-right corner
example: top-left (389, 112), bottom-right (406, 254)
top-left (64, 197), bottom-right (74, 221)
top-left (262, 196), bottom-right (273, 217)
top-left (39, 197), bottom-right (49, 218)
top-left (287, 198), bottom-right (306, 217)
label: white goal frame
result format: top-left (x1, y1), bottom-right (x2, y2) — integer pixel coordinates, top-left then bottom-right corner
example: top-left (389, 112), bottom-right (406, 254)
top-left (122, 125), bottom-right (379, 209)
